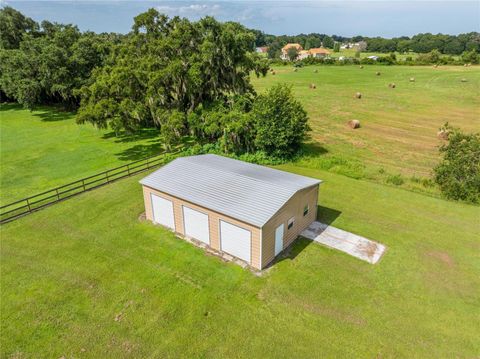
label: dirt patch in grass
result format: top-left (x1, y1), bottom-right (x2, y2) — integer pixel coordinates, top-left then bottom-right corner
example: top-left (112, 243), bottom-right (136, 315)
top-left (298, 300), bottom-right (367, 327)
top-left (426, 250), bottom-right (455, 267)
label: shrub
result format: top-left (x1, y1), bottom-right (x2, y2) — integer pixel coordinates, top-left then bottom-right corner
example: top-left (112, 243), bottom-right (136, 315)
top-left (461, 49), bottom-right (479, 64)
top-left (434, 124), bottom-right (480, 203)
top-left (252, 83), bottom-right (310, 158)
top-left (386, 174), bottom-right (405, 186)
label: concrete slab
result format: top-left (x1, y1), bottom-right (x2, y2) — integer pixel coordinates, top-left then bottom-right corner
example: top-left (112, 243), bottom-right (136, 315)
top-left (301, 221), bottom-right (386, 264)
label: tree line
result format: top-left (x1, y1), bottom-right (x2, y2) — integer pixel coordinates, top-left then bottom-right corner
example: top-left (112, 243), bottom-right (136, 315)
top-left (252, 31), bottom-right (480, 58)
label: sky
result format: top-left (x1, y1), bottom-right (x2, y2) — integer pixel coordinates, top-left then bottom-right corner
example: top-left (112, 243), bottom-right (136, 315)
top-left (3, 0), bottom-right (479, 37)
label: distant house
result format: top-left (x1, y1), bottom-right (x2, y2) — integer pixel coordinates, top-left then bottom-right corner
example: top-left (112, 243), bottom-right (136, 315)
top-left (297, 50), bottom-right (311, 60)
top-left (308, 47), bottom-right (331, 58)
top-left (281, 45), bottom-right (330, 61)
top-left (341, 42), bottom-right (361, 50)
top-left (367, 55), bottom-right (379, 61)
top-left (281, 43), bottom-right (303, 60)
top-left (255, 46), bottom-right (268, 54)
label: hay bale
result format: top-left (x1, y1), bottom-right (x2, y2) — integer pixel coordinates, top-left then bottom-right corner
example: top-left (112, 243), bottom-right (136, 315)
top-left (359, 65), bottom-right (364, 69)
top-left (314, 69), bottom-right (318, 73)
top-left (309, 83), bottom-right (316, 89)
top-left (355, 92), bottom-right (362, 99)
top-left (437, 129), bottom-right (449, 140)
top-left (434, 64), bottom-right (438, 68)
top-left (293, 68), bottom-right (298, 72)
top-left (376, 71), bottom-right (381, 76)
top-left (271, 70), bottom-right (275, 75)
top-left (389, 83), bottom-right (396, 88)
top-left (348, 120), bottom-right (361, 129)
top-left (461, 78), bottom-right (467, 82)
top-left (463, 64), bottom-right (468, 67)
top-left (409, 77), bottom-right (415, 82)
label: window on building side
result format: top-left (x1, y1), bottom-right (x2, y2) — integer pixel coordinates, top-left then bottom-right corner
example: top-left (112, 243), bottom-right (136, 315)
top-left (303, 204), bottom-right (309, 216)
top-left (287, 217), bottom-right (295, 230)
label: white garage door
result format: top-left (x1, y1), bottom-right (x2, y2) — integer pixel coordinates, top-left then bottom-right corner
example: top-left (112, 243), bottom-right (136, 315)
top-left (220, 220), bottom-right (251, 263)
top-left (182, 206), bottom-right (210, 244)
top-left (151, 194), bottom-right (175, 230)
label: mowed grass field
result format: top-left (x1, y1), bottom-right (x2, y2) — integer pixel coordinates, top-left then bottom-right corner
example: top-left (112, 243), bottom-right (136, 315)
top-left (252, 65), bottom-right (480, 181)
top-left (1, 65), bottom-right (479, 357)
top-left (0, 104), bottom-right (163, 204)
top-left (1, 167), bottom-right (479, 358)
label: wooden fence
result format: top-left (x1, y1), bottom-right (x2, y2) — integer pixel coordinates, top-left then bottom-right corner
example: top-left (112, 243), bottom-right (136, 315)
top-left (0, 153), bottom-right (170, 224)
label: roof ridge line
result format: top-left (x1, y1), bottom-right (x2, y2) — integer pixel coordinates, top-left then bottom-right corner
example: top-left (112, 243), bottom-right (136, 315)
top-left (183, 155), bottom-right (304, 192)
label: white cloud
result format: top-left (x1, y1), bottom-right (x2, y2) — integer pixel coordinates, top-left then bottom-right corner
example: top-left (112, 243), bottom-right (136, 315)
top-left (156, 3), bottom-right (222, 18)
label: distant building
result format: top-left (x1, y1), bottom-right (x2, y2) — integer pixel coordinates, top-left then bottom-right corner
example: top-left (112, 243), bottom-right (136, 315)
top-left (255, 46), bottom-right (268, 54)
top-left (308, 47), bottom-right (331, 58)
top-left (367, 55), bottom-right (379, 61)
top-left (280, 43), bottom-right (303, 60)
top-left (340, 42), bottom-right (361, 50)
top-left (280, 45), bottom-right (331, 61)
top-left (297, 50), bottom-right (311, 60)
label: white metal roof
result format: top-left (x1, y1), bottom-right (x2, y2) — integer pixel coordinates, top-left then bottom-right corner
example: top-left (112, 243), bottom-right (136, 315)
top-left (139, 154), bottom-right (322, 227)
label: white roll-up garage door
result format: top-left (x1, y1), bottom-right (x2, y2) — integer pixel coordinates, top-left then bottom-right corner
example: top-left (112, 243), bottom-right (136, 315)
top-left (220, 220), bottom-right (251, 263)
top-left (182, 206), bottom-right (210, 244)
top-left (151, 194), bottom-right (175, 230)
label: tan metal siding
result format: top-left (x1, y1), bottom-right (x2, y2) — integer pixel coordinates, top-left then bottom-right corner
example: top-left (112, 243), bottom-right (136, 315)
top-left (142, 186), bottom-right (262, 269)
top-left (261, 185), bottom-right (319, 267)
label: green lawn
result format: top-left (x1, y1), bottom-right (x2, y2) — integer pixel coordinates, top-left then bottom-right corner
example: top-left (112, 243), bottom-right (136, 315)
top-left (0, 104), bottom-right (164, 204)
top-left (252, 65), bottom-right (480, 193)
top-left (2, 66), bottom-right (479, 203)
top-left (1, 166), bottom-right (479, 358)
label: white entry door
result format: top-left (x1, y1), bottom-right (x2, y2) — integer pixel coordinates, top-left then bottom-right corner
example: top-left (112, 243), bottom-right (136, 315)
top-left (182, 206), bottom-right (210, 244)
top-left (275, 224), bottom-right (284, 256)
top-left (151, 194), bottom-right (175, 230)
top-left (220, 220), bottom-right (251, 263)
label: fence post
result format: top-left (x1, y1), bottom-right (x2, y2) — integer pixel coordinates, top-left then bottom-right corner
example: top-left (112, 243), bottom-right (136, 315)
top-left (26, 198), bottom-right (32, 213)
top-left (82, 179), bottom-right (86, 191)
top-left (105, 171), bottom-right (109, 184)
top-left (146, 157), bottom-right (150, 169)
top-left (127, 164), bottom-right (131, 176)
top-left (56, 188), bottom-right (60, 200)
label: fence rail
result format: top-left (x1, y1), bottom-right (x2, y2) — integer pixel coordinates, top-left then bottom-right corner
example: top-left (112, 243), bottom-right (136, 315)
top-left (0, 153), bottom-right (169, 224)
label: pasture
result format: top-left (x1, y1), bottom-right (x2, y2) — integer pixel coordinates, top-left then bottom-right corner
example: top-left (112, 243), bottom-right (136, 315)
top-left (252, 65), bottom-right (480, 192)
top-left (0, 104), bottom-right (163, 204)
top-left (1, 65), bottom-right (479, 358)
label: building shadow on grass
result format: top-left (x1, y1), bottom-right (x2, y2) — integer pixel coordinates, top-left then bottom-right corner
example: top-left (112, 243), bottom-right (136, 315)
top-left (267, 204), bottom-right (342, 268)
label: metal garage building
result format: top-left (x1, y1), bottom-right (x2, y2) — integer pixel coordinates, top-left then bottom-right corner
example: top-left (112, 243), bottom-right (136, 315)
top-left (140, 154), bottom-right (321, 269)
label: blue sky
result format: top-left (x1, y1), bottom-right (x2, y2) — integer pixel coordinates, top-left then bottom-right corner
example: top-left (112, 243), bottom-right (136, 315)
top-left (3, 1), bottom-right (479, 37)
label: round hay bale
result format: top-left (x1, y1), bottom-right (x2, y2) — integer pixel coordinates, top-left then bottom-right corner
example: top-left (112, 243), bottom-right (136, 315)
top-left (355, 92), bottom-right (362, 99)
top-left (376, 71), bottom-right (381, 76)
top-left (293, 68), bottom-right (298, 72)
top-left (359, 65), bottom-right (364, 69)
top-left (433, 64), bottom-right (438, 68)
top-left (348, 120), bottom-right (361, 129)
top-left (461, 78), bottom-right (467, 82)
top-left (463, 63), bottom-right (468, 67)
top-left (389, 83), bottom-right (396, 88)
top-left (314, 69), bottom-right (318, 73)
top-left (409, 77), bottom-right (415, 82)
top-left (271, 70), bottom-right (276, 75)
top-left (437, 129), bottom-right (449, 140)
top-left (309, 83), bottom-right (316, 89)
